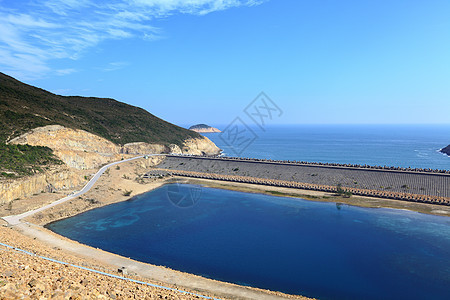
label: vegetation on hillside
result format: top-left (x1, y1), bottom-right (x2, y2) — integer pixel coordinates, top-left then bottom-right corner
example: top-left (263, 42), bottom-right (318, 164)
top-left (189, 124), bottom-right (211, 130)
top-left (0, 72), bottom-right (203, 179)
top-left (0, 72), bottom-right (200, 145)
top-left (0, 143), bottom-right (63, 178)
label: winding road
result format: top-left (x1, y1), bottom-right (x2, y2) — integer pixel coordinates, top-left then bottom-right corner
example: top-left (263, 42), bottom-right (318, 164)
top-left (2, 154), bottom-right (165, 226)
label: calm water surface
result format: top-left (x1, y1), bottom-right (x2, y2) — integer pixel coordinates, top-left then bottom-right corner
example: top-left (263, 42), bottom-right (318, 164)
top-left (47, 184), bottom-right (450, 299)
top-left (203, 124), bottom-right (450, 170)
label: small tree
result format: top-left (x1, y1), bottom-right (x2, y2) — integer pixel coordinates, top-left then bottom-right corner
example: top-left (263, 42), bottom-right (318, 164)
top-left (336, 183), bottom-right (344, 195)
top-left (336, 184), bottom-right (351, 198)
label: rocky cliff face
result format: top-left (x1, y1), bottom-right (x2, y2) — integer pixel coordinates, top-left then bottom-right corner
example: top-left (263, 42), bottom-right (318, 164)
top-left (121, 142), bottom-right (167, 155)
top-left (9, 125), bottom-right (122, 170)
top-left (441, 145), bottom-right (450, 156)
top-left (182, 137), bottom-right (221, 155)
top-left (2, 125), bottom-right (220, 204)
top-left (10, 125), bottom-right (221, 169)
top-left (0, 166), bottom-right (86, 205)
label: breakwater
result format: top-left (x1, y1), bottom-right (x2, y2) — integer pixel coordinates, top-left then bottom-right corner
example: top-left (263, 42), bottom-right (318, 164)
top-left (181, 155), bottom-right (450, 174)
top-left (154, 156), bottom-right (450, 206)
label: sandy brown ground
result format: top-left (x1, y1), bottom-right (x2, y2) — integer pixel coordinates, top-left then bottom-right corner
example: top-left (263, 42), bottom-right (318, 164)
top-left (1, 158), bottom-right (312, 300)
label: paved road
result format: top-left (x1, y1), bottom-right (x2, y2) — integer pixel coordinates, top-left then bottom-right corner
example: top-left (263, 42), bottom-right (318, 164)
top-left (2, 154), bottom-right (165, 226)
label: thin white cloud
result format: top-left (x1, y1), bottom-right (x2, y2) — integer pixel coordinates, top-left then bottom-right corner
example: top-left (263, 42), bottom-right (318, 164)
top-left (101, 61), bottom-right (129, 72)
top-left (0, 0), bottom-right (265, 80)
top-left (56, 68), bottom-right (77, 75)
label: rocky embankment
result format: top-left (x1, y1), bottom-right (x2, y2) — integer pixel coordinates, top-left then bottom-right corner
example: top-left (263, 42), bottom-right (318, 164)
top-left (441, 144), bottom-right (450, 156)
top-left (158, 156), bottom-right (450, 200)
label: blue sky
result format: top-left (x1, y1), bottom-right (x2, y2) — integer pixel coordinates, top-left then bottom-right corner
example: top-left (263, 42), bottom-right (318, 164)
top-left (1, 0), bottom-right (450, 126)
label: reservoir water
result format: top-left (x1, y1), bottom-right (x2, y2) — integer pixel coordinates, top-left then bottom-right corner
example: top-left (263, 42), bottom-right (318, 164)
top-left (47, 184), bottom-right (450, 300)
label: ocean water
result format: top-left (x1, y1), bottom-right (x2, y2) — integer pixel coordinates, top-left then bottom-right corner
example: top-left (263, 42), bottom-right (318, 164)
top-left (202, 124), bottom-right (450, 170)
top-left (47, 184), bottom-right (450, 300)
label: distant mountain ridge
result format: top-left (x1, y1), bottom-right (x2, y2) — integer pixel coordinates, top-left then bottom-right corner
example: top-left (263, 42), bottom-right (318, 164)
top-left (0, 72), bottom-right (200, 146)
top-left (189, 124), bottom-right (221, 133)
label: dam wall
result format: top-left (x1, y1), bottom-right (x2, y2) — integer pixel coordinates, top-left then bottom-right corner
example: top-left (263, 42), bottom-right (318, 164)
top-left (155, 156), bottom-right (450, 205)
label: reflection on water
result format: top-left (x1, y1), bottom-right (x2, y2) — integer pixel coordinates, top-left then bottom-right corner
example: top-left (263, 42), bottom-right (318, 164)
top-left (47, 184), bottom-right (450, 300)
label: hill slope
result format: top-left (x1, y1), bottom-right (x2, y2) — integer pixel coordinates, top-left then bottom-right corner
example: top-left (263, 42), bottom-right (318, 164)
top-left (0, 72), bottom-right (200, 146)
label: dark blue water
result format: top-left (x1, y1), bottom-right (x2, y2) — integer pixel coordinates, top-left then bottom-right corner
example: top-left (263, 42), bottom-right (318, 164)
top-left (47, 184), bottom-right (450, 300)
top-left (202, 124), bottom-right (450, 170)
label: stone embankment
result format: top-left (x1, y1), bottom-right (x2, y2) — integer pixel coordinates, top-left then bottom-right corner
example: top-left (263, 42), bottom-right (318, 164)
top-left (160, 169), bottom-right (450, 206)
top-left (195, 155), bottom-right (450, 174)
top-left (158, 156), bottom-right (450, 200)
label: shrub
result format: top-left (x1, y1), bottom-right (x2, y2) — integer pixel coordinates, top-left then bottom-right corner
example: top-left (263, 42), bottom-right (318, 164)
top-left (0, 143), bottom-right (62, 178)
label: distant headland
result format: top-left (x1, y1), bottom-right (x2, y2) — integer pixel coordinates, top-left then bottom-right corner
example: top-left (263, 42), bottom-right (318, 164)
top-left (189, 124), bottom-right (221, 133)
top-left (440, 144), bottom-right (450, 156)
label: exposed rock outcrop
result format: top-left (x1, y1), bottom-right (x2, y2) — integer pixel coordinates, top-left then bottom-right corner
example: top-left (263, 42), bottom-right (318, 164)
top-left (2, 125), bottom-right (220, 203)
top-left (121, 142), bottom-right (167, 155)
top-left (0, 166), bottom-right (86, 205)
top-left (182, 137), bottom-right (221, 155)
top-left (169, 144), bottom-right (183, 155)
top-left (440, 145), bottom-right (450, 156)
top-left (9, 125), bottom-right (221, 169)
top-left (9, 125), bottom-right (122, 170)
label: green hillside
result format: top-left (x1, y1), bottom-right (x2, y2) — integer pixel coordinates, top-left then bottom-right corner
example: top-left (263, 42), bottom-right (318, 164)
top-left (0, 72), bottom-right (202, 178)
top-left (0, 72), bottom-right (200, 145)
top-left (0, 144), bottom-right (63, 178)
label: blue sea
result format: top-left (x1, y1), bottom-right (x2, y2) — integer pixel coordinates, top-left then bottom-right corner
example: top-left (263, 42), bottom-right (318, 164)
top-left (201, 124), bottom-right (450, 170)
top-left (48, 184), bottom-right (450, 300)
